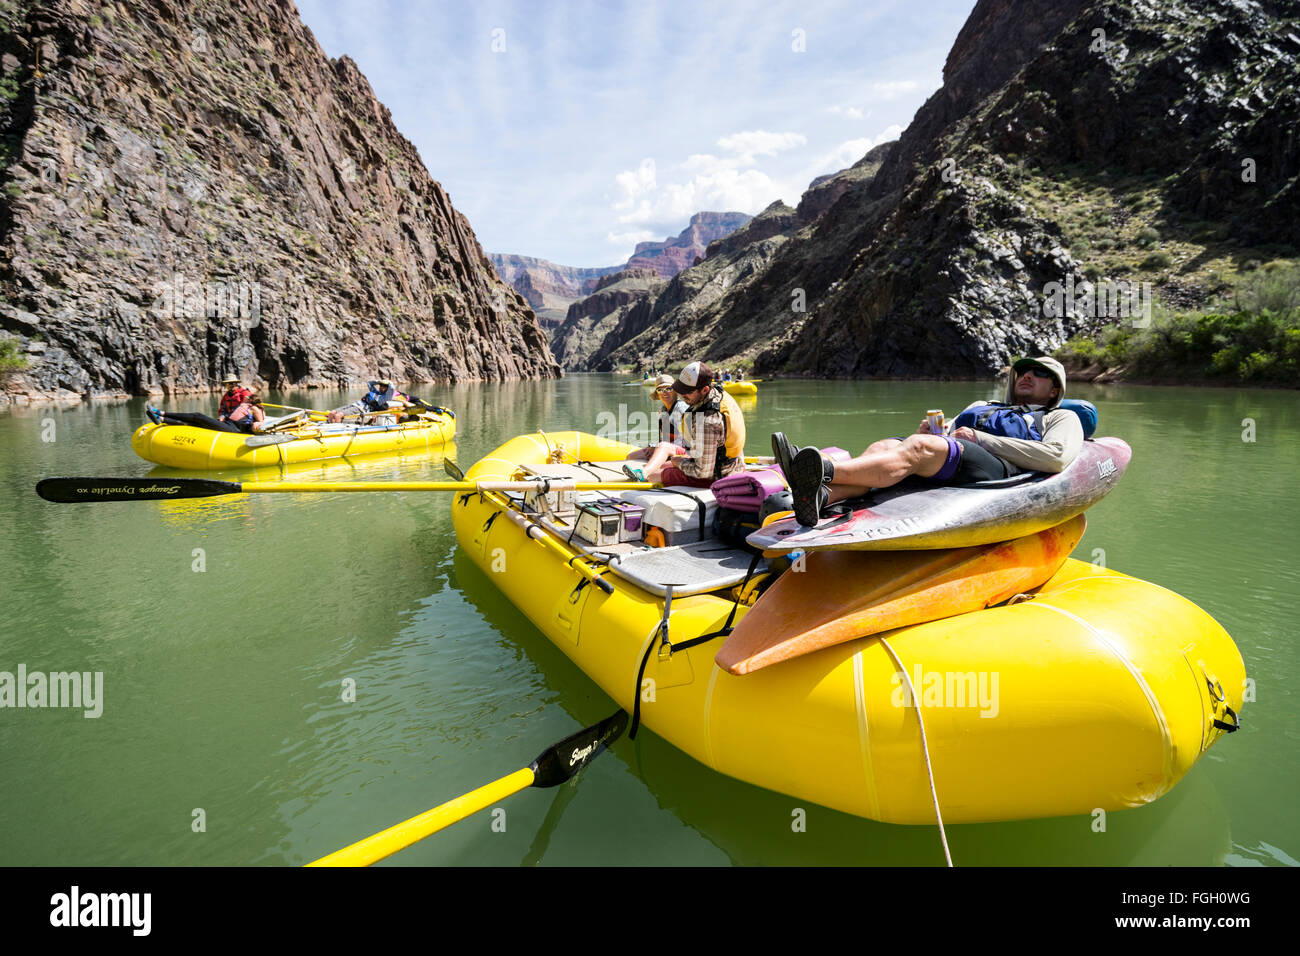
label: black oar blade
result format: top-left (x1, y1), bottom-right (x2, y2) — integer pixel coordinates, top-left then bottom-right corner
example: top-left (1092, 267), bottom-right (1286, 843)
top-left (36, 477), bottom-right (243, 503)
top-left (529, 710), bottom-right (628, 788)
top-left (443, 458), bottom-right (465, 481)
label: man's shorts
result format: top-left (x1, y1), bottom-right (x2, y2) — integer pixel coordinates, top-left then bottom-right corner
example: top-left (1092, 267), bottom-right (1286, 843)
top-left (659, 464), bottom-right (716, 489)
top-left (931, 437), bottom-right (1016, 483)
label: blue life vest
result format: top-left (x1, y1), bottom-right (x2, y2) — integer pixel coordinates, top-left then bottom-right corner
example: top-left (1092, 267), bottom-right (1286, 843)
top-left (953, 403), bottom-right (1047, 441)
top-left (952, 399), bottom-right (1100, 441)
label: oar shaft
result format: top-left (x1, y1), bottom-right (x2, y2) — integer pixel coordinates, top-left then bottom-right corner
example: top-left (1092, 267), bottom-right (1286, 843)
top-left (238, 480), bottom-right (653, 494)
top-left (308, 767), bottom-right (536, 867)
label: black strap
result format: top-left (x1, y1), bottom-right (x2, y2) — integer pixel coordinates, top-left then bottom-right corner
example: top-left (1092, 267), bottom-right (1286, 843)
top-left (1213, 704), bottom-right (1240, 733)
top-left (652, 487), bottom-right (709, 542)
top-left (628, 552), bottom-right (764, 739)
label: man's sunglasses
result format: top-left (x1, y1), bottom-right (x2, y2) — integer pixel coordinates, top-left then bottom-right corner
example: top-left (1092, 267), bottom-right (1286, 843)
top-left (1019, 368), bottom-right (1054, 380)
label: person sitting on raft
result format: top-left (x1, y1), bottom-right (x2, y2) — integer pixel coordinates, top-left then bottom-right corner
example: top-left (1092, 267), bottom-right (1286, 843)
top-left (146, 393), bottom-right (266, 433)
top-left (217, 376), bottom-right (251, 418)
top-left (626, 374), bottom-right (687, 462)
top-left (772, 355), bottom-right (1084, 527)
top-left (326, 379), bottom-right (421, 424)
top-left (624, 361), bottom-right (746, 489)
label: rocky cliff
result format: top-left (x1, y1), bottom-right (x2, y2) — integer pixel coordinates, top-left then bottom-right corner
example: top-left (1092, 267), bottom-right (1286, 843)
top-left (568, 0), bottom-right (1299, 379)
top-left (487, 253), bottom-right (623, 328)
top-left (549, 269), bottom-right (665, 368)
top-left (625, 211), bottom-right (753, 276)
top-left (491, 210), bottom-right (752, 344)
top-left (0, 0), bottom-right (559, 404)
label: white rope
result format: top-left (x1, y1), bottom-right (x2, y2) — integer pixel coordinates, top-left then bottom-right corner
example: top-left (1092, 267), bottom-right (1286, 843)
top-left (879, 637), bottom-right (953, 867)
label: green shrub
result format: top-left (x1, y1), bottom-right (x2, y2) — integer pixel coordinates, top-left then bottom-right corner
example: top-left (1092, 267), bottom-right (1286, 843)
top-left (1231, 262), bottom-right (1300, 314)
top-left (0, 337), bottom-right (29, 380)
top-left (1134, 226), bottom-right (1160, 248)
top-left (1139, 252), bottom-right (1172, 270)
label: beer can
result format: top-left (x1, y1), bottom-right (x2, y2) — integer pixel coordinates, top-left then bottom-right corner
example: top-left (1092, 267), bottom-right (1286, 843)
top-left (926, 409), bottom-right (945, 436)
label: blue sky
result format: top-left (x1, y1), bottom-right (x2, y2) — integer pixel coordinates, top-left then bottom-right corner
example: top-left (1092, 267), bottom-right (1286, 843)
top-left (295, 0), bottom-right (977, 266)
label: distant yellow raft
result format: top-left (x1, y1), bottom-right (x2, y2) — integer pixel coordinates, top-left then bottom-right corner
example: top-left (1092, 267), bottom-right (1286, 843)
top-left (131, 410), bottom-right (455, 469)
top-left (722, 380), bottom-right (757, 396)
top-left (453, 431), bottom-right (1246, 824)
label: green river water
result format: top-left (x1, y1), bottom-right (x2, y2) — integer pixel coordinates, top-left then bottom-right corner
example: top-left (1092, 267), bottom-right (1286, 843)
top-left (1, 375), bottom-right (1296, 866)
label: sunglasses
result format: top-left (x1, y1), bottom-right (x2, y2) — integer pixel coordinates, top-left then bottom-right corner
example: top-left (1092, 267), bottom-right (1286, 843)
top-left (1019, 368), bottom-right (1054, 380)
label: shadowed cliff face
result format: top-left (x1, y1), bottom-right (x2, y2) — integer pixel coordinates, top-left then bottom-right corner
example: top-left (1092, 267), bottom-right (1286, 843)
top-left (0, 0), bottom-right (559, 403)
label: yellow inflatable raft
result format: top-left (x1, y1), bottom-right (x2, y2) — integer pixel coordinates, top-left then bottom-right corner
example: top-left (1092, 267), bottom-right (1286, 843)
top-left (132, 410), bottom-right (456, 469)
top-left (453, 431), bottom-right (1245, 825)
top-left (722, 380), bottom-right (758, 396)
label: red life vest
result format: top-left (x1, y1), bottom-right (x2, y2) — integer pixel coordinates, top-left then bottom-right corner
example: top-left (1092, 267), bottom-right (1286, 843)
top-left (219, 387), bottom-right (251, 417)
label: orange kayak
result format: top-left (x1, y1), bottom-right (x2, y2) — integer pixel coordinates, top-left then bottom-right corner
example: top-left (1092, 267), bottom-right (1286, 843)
top-left (716, 514), bottom-right (1085, 675)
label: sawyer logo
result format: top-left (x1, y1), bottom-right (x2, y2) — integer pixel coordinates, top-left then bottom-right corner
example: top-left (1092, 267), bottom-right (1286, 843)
top-left (1096, 458), bottom-right (1116, 479)
top-left (50, 886), bottom-right (151, 936)
top-left (568, 742), bottom-right (597, 767)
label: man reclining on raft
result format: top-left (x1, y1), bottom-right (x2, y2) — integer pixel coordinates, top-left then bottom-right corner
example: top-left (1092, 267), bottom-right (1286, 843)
top-left (772, 356), bottom-right (1084, 527)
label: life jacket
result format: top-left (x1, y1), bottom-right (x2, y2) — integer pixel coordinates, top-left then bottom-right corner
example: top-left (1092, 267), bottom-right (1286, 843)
top-left (659, 399), bottom-right (687, 446)
top-left (682, 387), bottom-right (746, 477)
top-left (219, 387), bottom-right (250, 417)
top-left (952, 402), bottom-right (1047, 441)
top-left (224, 402), bottom-right (260, 432)
top-left (362, 385), bottom-right (407, 411)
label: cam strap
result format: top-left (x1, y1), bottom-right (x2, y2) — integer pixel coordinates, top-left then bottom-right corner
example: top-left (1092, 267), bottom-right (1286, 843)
top-left (628, 553), bottom-right (763, 739)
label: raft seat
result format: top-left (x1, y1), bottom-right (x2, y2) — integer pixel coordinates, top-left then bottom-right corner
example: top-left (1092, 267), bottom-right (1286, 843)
top-left (607, 541), bottom-right (764, 597)
top-left (509, 460), bottom-right (760, 596)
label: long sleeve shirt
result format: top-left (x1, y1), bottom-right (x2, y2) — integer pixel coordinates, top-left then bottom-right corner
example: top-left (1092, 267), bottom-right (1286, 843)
top-left (960, 403), bottom-right (1084, 473)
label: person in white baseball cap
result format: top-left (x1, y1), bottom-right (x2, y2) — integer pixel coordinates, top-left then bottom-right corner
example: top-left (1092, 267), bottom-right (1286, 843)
top-left (623, 361), bottom-right (747, 487)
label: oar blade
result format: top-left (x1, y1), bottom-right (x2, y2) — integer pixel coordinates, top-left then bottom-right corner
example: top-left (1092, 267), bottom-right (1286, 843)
top-left (36, 477), bottom-right (242, 503)
top-left (443, 458), bottom-right (465, 481)
top-left (244, 433), bottom-right (298, 447)
top-left (529, 710), bottom-right (628, 788)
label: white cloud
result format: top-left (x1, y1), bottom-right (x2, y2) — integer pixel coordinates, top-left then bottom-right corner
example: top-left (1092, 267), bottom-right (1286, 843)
top-left (871, 80), bottom-right (919, 99)
top-left (827, 105), bottom-right (867, 120)
top-left (613, 158), bottom-right (656, 210)
top-left (715, 130), bottom-right (807, 165)
top-left (610, 130), bottom-right (806, 226)
top-left (606, 229), bottom-right (656, 246)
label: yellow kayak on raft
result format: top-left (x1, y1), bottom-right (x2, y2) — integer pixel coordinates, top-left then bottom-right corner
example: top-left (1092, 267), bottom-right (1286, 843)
top-left (453, 430), bottom-right (1245, 825)
top-left (131, 409), bottom-right (456, 469)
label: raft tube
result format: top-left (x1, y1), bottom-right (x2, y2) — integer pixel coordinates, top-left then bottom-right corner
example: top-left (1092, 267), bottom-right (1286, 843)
top-left (453, 431), bottom-right (1246, 824)
top-left (131, 410), bottom-right (456, 469)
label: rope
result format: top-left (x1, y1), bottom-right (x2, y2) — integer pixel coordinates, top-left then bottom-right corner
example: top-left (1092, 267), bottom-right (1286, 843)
top-left (878, 637), bottom-right (952, 868)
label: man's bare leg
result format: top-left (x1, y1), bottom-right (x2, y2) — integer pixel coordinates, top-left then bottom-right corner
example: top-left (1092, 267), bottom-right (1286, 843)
top-left (825, 436), bottom-right (952, 500)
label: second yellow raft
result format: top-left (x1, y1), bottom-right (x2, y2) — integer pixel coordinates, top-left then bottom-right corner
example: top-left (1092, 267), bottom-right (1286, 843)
top-left (132, 409), bottom-right (456, 469)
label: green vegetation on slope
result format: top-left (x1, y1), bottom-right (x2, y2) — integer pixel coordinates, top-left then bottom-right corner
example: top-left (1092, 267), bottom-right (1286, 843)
top-left (1055, 263), bottom-right (1300, 386)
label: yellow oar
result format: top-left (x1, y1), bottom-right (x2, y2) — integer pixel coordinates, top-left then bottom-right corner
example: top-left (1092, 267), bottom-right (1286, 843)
top-left (36, 477), bottom-right (657, 503)
top-left (261, 401), bottom-right (329, 418)
top-left (307, 710), bottom-right (628, 866)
